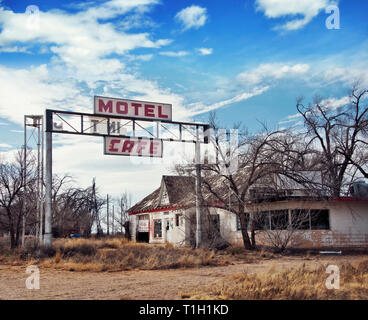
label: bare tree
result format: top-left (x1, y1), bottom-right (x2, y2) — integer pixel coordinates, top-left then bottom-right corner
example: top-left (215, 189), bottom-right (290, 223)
top-left (113, 192), bottom-right (132, 237)
top-left (0, 150), bottom-right (36, 248)
top-left (296, 86), bottom-right (368, 196)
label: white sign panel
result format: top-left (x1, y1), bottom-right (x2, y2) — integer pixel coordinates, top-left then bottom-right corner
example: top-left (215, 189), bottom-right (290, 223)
top-left (88, 116), bottom-right (127, 136)
top-left (94, 96), bottom-right (172, 121)
top-left (104, 136), bottom-right (163, 157)
top-left (138, 220), bottom-right (149, 232)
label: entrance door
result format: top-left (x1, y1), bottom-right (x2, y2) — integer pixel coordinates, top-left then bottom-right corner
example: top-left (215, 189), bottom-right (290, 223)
top-left (163, 218), bottom-right (170, 243)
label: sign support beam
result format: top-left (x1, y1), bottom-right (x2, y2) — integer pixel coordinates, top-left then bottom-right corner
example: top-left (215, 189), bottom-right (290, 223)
top-left (44, 130), bottom-right (52, 247)
top-left (195, 126), bottom-right (202, 249)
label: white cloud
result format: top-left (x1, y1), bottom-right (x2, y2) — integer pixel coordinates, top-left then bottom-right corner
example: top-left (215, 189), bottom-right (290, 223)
top-left (237, 63), bottom-right (310, 85)
top-left (255, 0), bottom-right (335, 30)
top-left (0, 46), bottom-right (31, 53)
top-left (197, 48), bottom-right (213, 55)
top-left (0, 2), bottom-right (171, 81)
top-left (0, 143), bottom-right (12, 148)
top-left (188, 86), bottom-right (270, 116)
top-left (0, 64), bottom-right (83, 125)
top-left (159, 51), bottom-right (189, 57)
top-left (320, 96), bottom-right (350, 110)
top-left (175, 5), bottom-right (208, 30)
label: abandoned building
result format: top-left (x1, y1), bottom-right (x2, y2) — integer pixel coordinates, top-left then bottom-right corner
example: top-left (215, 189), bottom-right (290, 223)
top-left (128, 175), bottom-right (368, 249)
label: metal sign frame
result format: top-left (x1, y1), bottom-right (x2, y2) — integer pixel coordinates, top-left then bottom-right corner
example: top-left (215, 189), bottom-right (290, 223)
top-left (43, 107), bottom-right (209, 248)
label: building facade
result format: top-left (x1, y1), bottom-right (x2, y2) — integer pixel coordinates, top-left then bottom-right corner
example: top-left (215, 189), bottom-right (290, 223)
top-left (128, 175), bottom-right (368, 249)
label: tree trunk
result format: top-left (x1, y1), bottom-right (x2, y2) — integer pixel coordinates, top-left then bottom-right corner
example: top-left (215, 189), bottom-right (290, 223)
top-left (239, 205), bottom-right (252, 249)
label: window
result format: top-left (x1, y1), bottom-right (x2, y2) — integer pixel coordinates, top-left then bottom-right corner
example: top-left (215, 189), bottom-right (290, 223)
top-left (237, 213), bottom-right (251, 230)
top-left (153, 219), bottom-right (162, 238)
top-left (138, 215), bottom-right (149, 220)
top-left (291, 209), bottom-right (330, 230)
top-left (310, 210), bottom-right (329, 230)
top-left (211, 215), bottom-right (220, 232)
top-left (175, 214), bottom-right (182, 227)
top-left (254, 211), bottom-right (270, 230)
top-left (291, 210), bottom-right (310, 230)
top-left (270, 210), bottom-right (289, 230)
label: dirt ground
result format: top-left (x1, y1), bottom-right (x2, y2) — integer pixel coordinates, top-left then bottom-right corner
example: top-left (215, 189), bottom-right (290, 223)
top-left (1, 254), bottom-right (366, 300)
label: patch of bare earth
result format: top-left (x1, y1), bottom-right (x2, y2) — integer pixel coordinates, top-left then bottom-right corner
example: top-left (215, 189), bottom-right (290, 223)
top-left (1, 254), bottom-right (366, 300)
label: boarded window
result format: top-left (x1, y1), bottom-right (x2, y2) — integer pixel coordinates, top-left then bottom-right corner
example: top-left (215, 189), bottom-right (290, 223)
top-left (154, 219), bottom-right (162, 238)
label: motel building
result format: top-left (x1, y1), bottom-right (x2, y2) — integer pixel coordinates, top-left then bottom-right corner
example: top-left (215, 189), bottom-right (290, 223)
top-left (128, 175), bottom-right (368, 249)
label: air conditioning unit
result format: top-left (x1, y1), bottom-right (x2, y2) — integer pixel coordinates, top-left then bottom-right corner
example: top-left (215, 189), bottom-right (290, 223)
top-left (349, 182), bottom-right (368, 198)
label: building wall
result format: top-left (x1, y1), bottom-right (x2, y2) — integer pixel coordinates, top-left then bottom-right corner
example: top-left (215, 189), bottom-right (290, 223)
top-left (130, 200), bottom-right (368, 248)
top-left (129, 209), bottom-right (188, 246)
top-left (230, 200), bottom-right (368, 248)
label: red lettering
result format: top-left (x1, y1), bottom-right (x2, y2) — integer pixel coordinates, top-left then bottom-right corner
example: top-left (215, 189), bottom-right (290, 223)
top-left (136, 141), bottom-right (148, 154)
top-left (99, 99), bottom-right (113, 113)
top-left (116, 101), bottom-right (128, 114)
top-left (122, 140), bottom-right (135, 153)
top-left (158, 105), bottom-right (169, 119)
top-left (150, 141), bottom-right (160, 155)
top-left (108, 139), bottom-right (120, 152)
top-left (131, 103), bottom-right (142, 116)
top-left (144, 104), bottom-right (155, 117)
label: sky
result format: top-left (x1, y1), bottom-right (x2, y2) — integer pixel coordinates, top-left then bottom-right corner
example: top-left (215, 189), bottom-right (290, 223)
top-left (0, 0), bottom-right (367, 205)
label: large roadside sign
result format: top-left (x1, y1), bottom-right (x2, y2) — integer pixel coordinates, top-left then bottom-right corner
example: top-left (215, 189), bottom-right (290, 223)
top-left (94, 96), bottom-right (172, 121)
top-left (104, 136), bottom-right (163, 158)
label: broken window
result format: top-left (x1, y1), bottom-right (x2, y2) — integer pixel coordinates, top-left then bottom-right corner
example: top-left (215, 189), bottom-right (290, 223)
top-left (154, 219), bottom-right (162, 238)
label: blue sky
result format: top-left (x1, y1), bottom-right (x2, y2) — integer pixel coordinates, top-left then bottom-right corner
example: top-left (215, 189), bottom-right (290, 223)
top-left (0, 0), bottom-right (367, 203)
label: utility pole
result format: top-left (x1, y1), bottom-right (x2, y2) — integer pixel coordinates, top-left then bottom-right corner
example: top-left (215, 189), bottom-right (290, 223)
top-left (112, 204), bottom-right (115, 235)
top-left (106, 194), bottom-right (110, 235)
top-left (22, 116), bottom-right (27, 247)
top-left (195, 126), bottom-right (202, 249)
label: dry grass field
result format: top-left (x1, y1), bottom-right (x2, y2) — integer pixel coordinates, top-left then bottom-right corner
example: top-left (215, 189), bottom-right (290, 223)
top-left (0, 237), bottom-right (367, 300)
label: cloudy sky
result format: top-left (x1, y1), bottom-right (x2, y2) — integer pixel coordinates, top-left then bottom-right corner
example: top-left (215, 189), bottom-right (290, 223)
top-left (0, 0), bottom-right (367, 205)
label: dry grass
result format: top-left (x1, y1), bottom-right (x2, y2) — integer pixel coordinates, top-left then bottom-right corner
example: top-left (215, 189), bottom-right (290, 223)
top-left (0, 238), bottom-right (220, 272)
top-left (184, 259), bottom-right (368, 300)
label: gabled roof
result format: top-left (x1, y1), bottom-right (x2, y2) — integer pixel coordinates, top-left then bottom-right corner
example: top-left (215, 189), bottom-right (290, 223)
top-left (128, 175), bottom-right (195, 214)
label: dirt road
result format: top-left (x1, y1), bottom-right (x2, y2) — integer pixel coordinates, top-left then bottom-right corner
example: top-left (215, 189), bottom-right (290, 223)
top-left (0, 255), bottom-right (365, 300)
